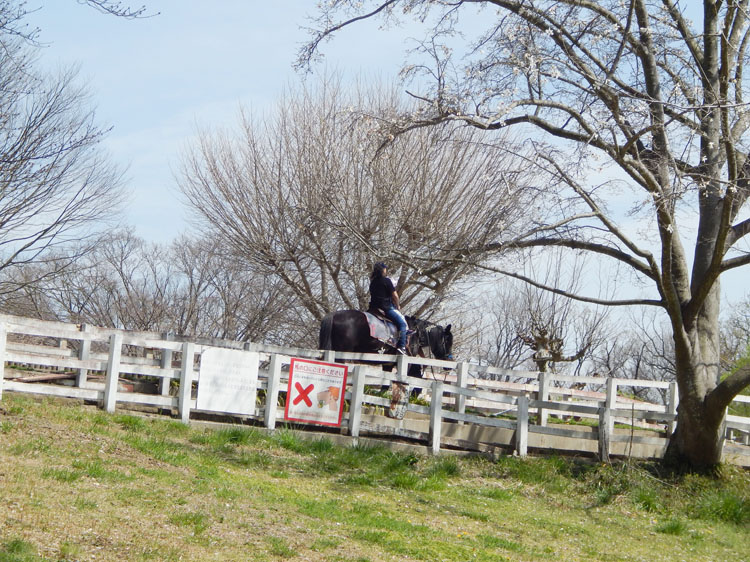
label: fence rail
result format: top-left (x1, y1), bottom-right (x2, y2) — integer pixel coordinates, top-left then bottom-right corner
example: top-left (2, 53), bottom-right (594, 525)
top-left (0, 313), bottom-right (748, 466)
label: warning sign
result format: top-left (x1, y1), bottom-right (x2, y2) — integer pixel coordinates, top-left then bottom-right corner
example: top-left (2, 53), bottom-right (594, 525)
top-left (284, 358), bottom-right (348, 427)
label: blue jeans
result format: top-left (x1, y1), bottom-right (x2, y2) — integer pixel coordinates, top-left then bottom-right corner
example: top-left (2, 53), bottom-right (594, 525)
top-left (384, 306), bottom-right (408, 348)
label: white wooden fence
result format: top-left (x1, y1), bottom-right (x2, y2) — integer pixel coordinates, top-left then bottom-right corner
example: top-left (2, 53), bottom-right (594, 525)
top-left (1, 314), bottom-right (748, 466)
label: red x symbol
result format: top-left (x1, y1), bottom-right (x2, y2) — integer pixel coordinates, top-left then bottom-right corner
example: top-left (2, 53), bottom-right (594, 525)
top-left (293, 382), bottom-right (314, 407)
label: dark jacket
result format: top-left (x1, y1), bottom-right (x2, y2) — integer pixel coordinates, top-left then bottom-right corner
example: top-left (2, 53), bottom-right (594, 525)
top-left (369, 276), bottom-right (395, 309)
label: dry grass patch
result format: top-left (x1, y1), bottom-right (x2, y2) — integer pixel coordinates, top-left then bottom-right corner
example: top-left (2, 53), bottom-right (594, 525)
top-left (0, 393), bottom-right (747, 561)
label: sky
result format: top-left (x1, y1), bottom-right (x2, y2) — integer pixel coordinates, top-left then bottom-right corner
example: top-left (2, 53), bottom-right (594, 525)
top-left (26, 1), bottom-right (412, 242)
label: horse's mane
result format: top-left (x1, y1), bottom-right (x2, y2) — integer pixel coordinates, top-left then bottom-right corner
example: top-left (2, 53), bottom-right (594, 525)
top-left (405, 315), bottom-right (441, 345)
top-left (405, 315), bottom-right (440, 329)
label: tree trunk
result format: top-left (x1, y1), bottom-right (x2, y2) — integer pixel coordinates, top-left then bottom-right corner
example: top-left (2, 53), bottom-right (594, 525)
top-left (665, 393), bottom-right (725, 471)
top-left (666, 287), bottom-right (726, 470)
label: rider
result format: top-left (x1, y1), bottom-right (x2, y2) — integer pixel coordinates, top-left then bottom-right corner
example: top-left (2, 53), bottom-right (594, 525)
top-left (368, 261), bottom-right (408, 354)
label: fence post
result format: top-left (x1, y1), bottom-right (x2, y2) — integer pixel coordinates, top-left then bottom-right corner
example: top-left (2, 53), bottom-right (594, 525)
top-left (103, 333), bottom-right (122, 413)
top-left (598, 377), bottom-right (617, 462)
top-left (324, 350), bottom-right (336, 363)
top-left (264, 353), bottom-right (282, 430)
top-left (178, 342), bottom-right (195, 424)
top-left (667, 381), bottom-right (678, 434)
top-left (598, 407), bottom-right (611, 462)
top-left (605, 377), bottom-right (617, 431)
top-left (455, 362), bottom-right (468, 421)
top-left (76, 324), bottom-right (91, 388)
top-left (599, 406), bottom-right (612, 462)
top-left (159, 332), bottom-right (174, 396)
top-left (0, 323), bottom-right (6, 401)
top-left (396, 354), bottom-right (409, 382)
top-left (537, 371), bottom-right (549, 426)
top-left (429, 380), bottom-right (444, 455)
top-left (348, 365), bottom-right (366, 439)
top-left (515, 394), bottom-right (528, 457)
top-left (606, 377), bottom-right (618, 411)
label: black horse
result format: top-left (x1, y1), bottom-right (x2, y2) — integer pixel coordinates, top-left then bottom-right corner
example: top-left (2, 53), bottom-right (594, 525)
top-left (318, 309), bottom-right (454, 363)
top-left (318, 309), bottom-right (453, 411)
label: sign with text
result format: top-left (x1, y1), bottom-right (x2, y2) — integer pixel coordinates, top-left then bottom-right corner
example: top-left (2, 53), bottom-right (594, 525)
top-left (197, 347), bottom-right (259, 416)
top-left (284, 358), bottom-right (348, 427)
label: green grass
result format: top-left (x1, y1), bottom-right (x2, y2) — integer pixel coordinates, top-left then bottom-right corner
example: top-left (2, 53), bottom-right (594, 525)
top-left (169, 511), bottom-right (210, 535)
top-left (266, 536), bottom-right (296, 558)
top-left (0, 539), bottom-right (51, 562)
top-left (693, 487), bottom-right (750, 524)
top-left (0, 393), bottom-right (748, 562)
top-left (655, 517), bottom-right (688, 535)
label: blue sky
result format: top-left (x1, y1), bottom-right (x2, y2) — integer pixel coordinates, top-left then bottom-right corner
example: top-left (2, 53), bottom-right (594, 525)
top-left (27, 1), bottom-right (411, 242)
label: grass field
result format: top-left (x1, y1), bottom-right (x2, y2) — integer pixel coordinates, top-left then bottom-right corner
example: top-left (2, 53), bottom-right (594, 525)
top-left (0, 393), bottom-right (748, 561)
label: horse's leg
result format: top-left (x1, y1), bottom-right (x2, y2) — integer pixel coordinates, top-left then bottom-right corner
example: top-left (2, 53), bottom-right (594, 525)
top-left (379, 363), bottom-right (393, 394)
top-left (408, 364), bottom-right (423, 399)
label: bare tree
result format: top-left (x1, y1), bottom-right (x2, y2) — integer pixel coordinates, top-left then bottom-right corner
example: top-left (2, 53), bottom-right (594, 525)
top-left (179, 75), bottom-right (532, 329)
top-left (474, 253), bottom-right (607, 376)
top-left (587, 309), bottom-right (677, 403)
top-left (2, 231), bottom-right (303, 345)
top-left (168, 236), bottom-right (301, 345)
top-left (472, 284), bottom-right (532, 372)
top-left (512, 255), bottom-right (605, 374)
top-left (0, 4), bottom-right (125, 295)
top-left (302, 0), bottom-right (750, 470)
top-left (15, 230), bottom-right (177, 331)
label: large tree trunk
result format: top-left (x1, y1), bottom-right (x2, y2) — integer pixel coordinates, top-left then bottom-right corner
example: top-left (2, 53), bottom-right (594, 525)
top-left (665, 392), bottom-right (726, 470)
top-left (666, 286), bottom-right (726, 470)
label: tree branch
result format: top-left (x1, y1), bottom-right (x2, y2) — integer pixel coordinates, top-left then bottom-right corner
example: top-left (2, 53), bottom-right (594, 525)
top-left (80, 1), bottom-right (155, 18)
top-left (297, 0), bottom-right (399, 69)
top-left (508, 238), bottom-right (657, 280)
top-left (706, 364), bottom-right (750, 413)
top-left (536, 153), bottom-right (658, 264)
top-left (660, 0), bottom-right (704, 68)
top-left (475, 262), bottom-right (663, 307)
top-left (720, 252), bottom-right (750, 272)
top-left (728, 216), bottom-right (750, 247)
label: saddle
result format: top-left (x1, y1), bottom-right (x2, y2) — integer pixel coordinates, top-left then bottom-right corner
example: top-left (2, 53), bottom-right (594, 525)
top-left (363, 308), bottom-right (412, 352)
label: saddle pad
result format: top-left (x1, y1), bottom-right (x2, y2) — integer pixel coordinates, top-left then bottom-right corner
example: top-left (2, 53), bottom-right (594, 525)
top-left (363, 311), bottom-right (398, 345)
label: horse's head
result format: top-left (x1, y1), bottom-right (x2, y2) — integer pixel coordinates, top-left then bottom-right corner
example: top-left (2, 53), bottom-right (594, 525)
top-left (406, 316), bottom-right (454, 361)
top-left (429, 323), bottom-right (453, 361)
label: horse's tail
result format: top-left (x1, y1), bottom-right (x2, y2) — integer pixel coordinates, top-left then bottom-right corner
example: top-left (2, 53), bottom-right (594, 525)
top-left (319, 312), bottom-right (334, 350)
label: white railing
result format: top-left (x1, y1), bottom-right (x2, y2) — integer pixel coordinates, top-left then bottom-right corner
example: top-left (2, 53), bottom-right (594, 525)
top-left (0, 313), bottom-right (748, 465)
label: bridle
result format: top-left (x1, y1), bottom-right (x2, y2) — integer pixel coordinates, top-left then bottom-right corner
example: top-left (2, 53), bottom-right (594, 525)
top-left (414, 322), bottom-right (452, 361)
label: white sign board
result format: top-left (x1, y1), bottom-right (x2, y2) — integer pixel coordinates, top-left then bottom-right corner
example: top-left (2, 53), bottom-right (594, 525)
top-left (197, 347), bottom-right (259, 416)
top-left (284, 358), bottom-right (348, 427)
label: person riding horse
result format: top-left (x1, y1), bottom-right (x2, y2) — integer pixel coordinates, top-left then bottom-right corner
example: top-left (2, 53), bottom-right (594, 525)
top-left (368, 261), bottom-right (408, 354)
